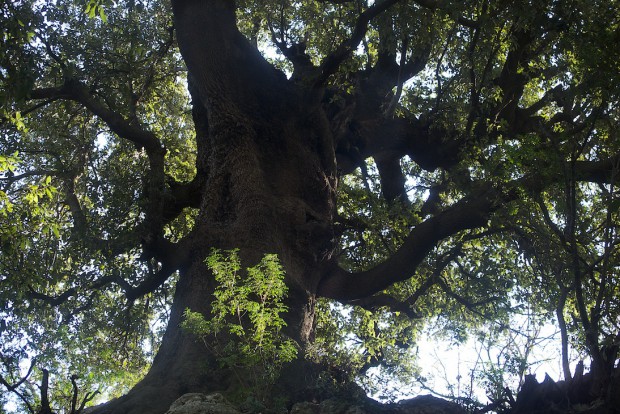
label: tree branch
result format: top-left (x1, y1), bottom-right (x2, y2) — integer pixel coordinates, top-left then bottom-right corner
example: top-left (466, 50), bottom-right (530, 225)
top-left (268, 22), bottom-right (316, 82)
top-left (315, 0), bottom-right (404, 87)
top-left (346, 247), bottom-right (461, 316)
top-left (437, 276), bottom-right (501, 312)
top-left (375, 155), bottom-right (408, 204)
top-left (318, 185), bottom-right (499, 300)
top-left (29, 80), bottom-right (163, 153)
top-left (347, 294), bottom-right (422, 319)
top-left (411, 0), bottom-right (479, 28)
top-left (28, 286), bottom-right (77, 307)
top-left (575, 155), bottom-right (620, 185)
top-left (39, 369), bottom-right (53, 414)
top-left (28, 77), bottom-right (198, 253)
top-left (123, 261), bottom-right (181, 303)
top-left (321, 148), bottom-right (620, 301)
top-left (172, 0), bottom-right (289, 110)
top-left (336, 116), bottom-right (462, 175)
top-left (0, 361), bottom-right (36, 413)
top-left (0, 169), bottom-right (61, 192)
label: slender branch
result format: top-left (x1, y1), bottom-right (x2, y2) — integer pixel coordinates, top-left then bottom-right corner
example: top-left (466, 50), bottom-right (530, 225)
top-left (315, 0), bottom-right (404, 87)
top-left (411, 0), bottom-right (479, 28)
top-left (267, 20), bottom-right (316, 81)
top-left (383, 38), bottom-right (409, 119)
top-left (347, 294), bottom-right (422, 319)
top-left (123, 261), bottom-right (181, 303)
top-left (0, 364), bottom-right (36, 414)
top-left (77, 390), bottom-right (100, 414)
top-left (348, 246), bottom-right (462, 316)
top-left (437, 276), bottom-right (501, 312)
top-left (28, 286), bottom-right (77, 307)
top-left (0, 169), bottom-right (64, 193)
top-left (28, 258), bottom-right (184, 310)
top-left (0, 357), bottom-right (37, 413)
top-left (136, 25), bottom-right (175, 104)
top-left (556, 287), bottom-right (572, 382)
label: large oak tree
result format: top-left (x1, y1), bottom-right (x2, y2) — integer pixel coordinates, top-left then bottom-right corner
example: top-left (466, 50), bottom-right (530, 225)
top-left (1, 0), bottom-right (620, 413)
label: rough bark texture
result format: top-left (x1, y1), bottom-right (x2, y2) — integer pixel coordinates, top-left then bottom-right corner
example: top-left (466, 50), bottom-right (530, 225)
top-left (88, 2), bottom-right (340, 412)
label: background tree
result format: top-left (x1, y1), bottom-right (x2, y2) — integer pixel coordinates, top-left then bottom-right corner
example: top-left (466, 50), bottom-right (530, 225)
top-left (1, 0), bottom-right (619, 413)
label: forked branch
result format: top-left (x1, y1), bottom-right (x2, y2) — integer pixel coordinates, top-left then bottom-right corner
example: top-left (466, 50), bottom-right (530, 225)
top-left (315, 0), bottom-right (404, 86)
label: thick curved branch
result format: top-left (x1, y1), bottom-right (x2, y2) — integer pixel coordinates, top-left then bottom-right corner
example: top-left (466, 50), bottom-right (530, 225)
top-left (318, 186), bottom-right (498, 300)
top-left (28, 78), bottom-right (195, 251)
top-left (29, 80), bottom-right (163, 153)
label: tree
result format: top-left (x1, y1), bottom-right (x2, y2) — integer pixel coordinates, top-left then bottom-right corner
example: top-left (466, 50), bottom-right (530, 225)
top-left (1, 0), bottom-right (619, 413)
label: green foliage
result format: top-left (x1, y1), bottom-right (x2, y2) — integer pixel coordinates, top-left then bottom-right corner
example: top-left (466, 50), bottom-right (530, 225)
top-left (0, 153), bottom-right (18, 215)
top-left (181, 250), bottom-right (297, 401)
top-left (84, 0), bottom-right (109, 22)
top-left (2, 0), bottom-right (620, 410)
top-left (1, 2), bottom-right (187, 408)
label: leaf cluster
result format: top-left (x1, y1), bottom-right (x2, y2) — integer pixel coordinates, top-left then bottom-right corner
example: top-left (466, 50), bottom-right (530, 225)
top-left (181, 250), bottom-right (298, 402)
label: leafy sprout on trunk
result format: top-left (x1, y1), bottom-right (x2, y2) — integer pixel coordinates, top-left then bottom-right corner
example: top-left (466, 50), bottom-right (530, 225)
top-left (181, 249), bottom-right (298, 402)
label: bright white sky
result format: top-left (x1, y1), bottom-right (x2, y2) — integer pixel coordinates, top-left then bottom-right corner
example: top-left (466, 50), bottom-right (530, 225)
top-left (370, 318), bottom-right (584, 406)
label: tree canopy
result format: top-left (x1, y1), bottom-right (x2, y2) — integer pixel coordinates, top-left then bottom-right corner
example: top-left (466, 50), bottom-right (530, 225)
top-left (1, 0), bottom-right (620, 413)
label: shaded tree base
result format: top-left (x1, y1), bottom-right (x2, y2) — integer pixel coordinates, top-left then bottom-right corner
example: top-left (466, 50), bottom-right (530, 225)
top-left (158, 392), bottom-right (468, 414)
top-left (85, 364), bottom-right (620, 414)
top-left (83, 371), bottom-right (467, 414)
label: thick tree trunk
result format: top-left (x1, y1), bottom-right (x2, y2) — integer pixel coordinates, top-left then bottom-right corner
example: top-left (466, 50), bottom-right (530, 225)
top-left (87, 2), bottom-right (344, 413)
top-left (90, 83), bottom-right (338, 410)
top-left (90, 113), bottom-right (337, 410)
